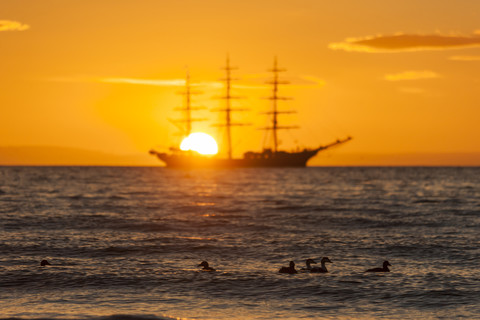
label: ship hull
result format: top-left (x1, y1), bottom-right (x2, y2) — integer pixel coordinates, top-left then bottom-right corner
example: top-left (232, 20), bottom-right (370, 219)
top-left (150, 150), bottom-right (319, 168)
top-left (150, 137), bottom-right (352, 168)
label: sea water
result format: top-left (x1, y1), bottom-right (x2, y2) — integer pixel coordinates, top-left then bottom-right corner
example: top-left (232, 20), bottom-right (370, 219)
top-left (0, 167), bottom-right (479, 319)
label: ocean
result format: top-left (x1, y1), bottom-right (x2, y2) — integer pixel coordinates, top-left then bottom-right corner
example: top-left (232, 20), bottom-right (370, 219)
top-left (0, 167), bottom-right (479, 320)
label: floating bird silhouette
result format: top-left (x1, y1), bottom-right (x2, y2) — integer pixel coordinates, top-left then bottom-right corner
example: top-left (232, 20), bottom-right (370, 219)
top-left (365, 260), bottom-right (391, 272)
top-left (310, 257), bottom-right (332, 273)
top-left (300, 258), bottom-right (317, 271)
top-left (279, 261), bottom-right (297, 274)
top-left (197, 261), bottom-right (216, 271)
top-left (40, 260), bottom-right (51, 266)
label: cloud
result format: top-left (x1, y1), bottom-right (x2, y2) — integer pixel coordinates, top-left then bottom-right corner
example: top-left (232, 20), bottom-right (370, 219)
top-left (47, 76), bottom-right (221, 88)
top-left (99, 77), bottom-right (278, 90)
top-left (449, 55), bottom-right (480, 61)
top-left (384, 70), bottom-right (440, 81)
top-left (48, 75), bottom-right (324, 90)
top-left (329, 32), bottom-right (480, 53)
top-left (100, 77), bottom-right (224, 88)
top-left (0, 20), bottom-right (30, 31)
top-left (101, 78), bottom-right (187, 87)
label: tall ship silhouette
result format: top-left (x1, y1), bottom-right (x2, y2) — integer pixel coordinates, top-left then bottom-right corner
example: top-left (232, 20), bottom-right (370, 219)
top-left (149, 57), bottom-right (352, 168)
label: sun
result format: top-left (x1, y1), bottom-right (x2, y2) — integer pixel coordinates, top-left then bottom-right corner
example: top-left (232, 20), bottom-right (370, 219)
top-left (180, 132), bottom-right (218, 155)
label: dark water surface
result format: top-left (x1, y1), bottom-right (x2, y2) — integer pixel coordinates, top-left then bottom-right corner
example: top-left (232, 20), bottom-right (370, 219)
top-left (0, 167), bottom-right (479, 319)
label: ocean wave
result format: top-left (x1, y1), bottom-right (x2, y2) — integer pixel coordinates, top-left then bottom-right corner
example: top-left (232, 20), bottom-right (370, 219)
top-left (1, 166), bottom-right (479, 319)
top-left (1, 314), bottom-right (181, 320)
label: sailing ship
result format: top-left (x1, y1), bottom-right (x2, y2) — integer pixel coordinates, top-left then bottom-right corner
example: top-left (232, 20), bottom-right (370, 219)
top-left (149, 57), bottom-right (352, 168)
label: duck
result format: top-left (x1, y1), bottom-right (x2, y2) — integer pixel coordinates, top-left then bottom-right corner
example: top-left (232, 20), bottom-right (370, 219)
top-left (279, 261), bottom-right (297, 274)
top-left (40, 260), bottom-right (51, 266)
top-left (365, 260), bottom-right (391, 272)
top-left (300, 258), bottom-right (317, 271)
top-left (310, 257), bottom-right (332, 273)
top-left (197, 261), bottom-right (216, 271)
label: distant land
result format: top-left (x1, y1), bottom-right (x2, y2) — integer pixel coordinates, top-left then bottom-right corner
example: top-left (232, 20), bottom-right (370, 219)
top-left (0, 146), bottom-right (479, 166)
top-left (0, 146), bottom-right (159, 166)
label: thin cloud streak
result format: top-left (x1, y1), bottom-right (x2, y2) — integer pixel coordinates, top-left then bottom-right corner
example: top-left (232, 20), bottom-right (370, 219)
top-left (48, 76), bottom-right (262, 89)
top-left (48, 75), bottom-right (325, 90)
top-left (449, 55), bottom-right (480, 61)
top-left (384, 70), bottom-right (440, 81)
top-left (101, 77), bottom-right (266, 89)
top-left (329, 32), bottom-right (480, 53)
top-left (101, 78), bottom-right (188, 87)
top-left (0, 20), bottom-right (30, 31)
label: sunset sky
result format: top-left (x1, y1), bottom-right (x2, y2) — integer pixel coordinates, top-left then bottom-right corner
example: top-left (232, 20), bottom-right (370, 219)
top-left (1, 0), bottom-right (480, 166)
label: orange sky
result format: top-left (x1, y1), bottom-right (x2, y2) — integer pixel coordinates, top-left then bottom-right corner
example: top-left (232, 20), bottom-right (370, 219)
top-left (1, 0), bottom-right (480, 166)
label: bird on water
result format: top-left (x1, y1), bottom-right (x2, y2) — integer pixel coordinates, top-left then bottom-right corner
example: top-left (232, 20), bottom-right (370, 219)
top-left (301, 258), bottom-right (317, 271)
top-left (310, 257), bottom-right (332, 273)
top-left (365, 260), bottom-right (391, 272)
top-left (279, 261), bottom-right (297, 274)
top-left (40, 260), bottom-right (51, 266)
top-left (197, 261), bottom-right (216, 271)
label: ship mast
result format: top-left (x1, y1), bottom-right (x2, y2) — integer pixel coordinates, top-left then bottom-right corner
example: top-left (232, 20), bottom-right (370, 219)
top-left (224, 55), bottom-right (234, 159)
top-left (212, 55), bottom-right (248, 159)
top-left (184, 71), bottom-right (193, 136)
top-left (263, 57), bottom-right (297, 153)
top-left (172, 70), bottom-right (205, 138)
